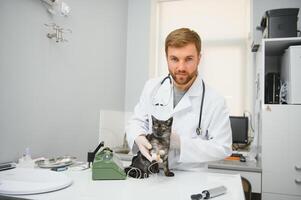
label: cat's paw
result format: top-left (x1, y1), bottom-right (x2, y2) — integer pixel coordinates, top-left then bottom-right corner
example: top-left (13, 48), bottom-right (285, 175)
top-left (165, 171), bottom-right (174, 177)
top-left (159, 150), bottom-right (165, 155)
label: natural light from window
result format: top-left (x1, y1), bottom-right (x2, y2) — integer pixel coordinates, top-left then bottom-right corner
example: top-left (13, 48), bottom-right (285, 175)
top-left (156, 0), bottom-right (251, 115)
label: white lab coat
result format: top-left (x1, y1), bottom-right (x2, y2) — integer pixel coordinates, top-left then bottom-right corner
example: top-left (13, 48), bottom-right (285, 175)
top-left (126, 75), bottom-right (232, 171)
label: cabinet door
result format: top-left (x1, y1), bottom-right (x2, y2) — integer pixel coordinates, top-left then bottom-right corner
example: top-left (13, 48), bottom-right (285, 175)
top-left (262, 192), bottom-right (301, 200)
top-left (262, 105), bottom-right (301, 196)
top-left (287, 106), bottom-right (301, 195)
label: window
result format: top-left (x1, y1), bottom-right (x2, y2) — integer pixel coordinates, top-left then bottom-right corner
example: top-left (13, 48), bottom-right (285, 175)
top-left (155, 0), bottom-right (251, 115)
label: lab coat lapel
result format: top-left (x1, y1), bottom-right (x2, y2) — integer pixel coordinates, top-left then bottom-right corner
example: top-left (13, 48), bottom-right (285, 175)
top-left (172, 75), bottom-right (203, 115)
top-left (173, 94), bottom-right (191, 114)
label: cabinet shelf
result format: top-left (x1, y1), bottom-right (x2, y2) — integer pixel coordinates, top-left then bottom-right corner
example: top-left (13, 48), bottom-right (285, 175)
top-left (264, 37), bottom-right (301, 56)
top-left (257, 37), bottom-right (301, 105)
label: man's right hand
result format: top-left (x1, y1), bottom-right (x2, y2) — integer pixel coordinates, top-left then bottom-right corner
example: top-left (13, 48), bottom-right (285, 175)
top-left (134, 135), bottom-right (152, 162)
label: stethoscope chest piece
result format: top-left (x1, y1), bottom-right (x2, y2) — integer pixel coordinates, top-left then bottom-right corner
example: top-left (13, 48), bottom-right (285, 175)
top-left (196, 128), bottom-right (201, 136)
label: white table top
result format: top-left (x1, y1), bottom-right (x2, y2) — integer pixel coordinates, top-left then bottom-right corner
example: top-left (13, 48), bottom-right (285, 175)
top-left (0, 168), bottom-right (72, 195)
top-left (5, 168), bottom-right (245, 200)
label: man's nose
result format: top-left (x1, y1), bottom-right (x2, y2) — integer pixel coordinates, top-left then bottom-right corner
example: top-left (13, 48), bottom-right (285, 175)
top-left (177, 60), bottom-right (186, 71)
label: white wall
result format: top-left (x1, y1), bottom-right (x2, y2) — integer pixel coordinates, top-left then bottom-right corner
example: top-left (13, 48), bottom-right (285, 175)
top-left (125, 0), bottom-right (152, 111)
top-left (0, 0), bottom-right (128, 163)
top-left (156, 0), bottom-right (250, 116)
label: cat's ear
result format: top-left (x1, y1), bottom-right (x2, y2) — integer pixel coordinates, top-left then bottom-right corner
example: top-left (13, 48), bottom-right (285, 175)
top-left (166, 117), bottom-right (173, 126)
top-left (151, 115), bottom-right (157, 124)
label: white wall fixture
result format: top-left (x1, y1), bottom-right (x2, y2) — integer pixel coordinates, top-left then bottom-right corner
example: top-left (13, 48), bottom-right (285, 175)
top-left (44, 23), bottom-right (72, 43)
top-left (40, 0), bottom-right (71, 17)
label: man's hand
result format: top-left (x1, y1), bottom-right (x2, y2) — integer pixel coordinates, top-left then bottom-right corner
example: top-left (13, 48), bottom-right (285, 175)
top-left (170, 132), bottom-right (181, 150)
top-left (135, 135), bottom-right (152, 161)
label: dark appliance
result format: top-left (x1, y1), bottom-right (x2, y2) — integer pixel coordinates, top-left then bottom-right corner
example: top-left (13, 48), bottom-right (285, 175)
top-left (258, 8), bottom-right (299, 38)
top-left (265, 72), bottom-right (280, 104)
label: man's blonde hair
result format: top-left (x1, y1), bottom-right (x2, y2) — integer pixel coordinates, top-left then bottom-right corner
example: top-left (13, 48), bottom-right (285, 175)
top-left (165, 28), bottom-right (201, 55)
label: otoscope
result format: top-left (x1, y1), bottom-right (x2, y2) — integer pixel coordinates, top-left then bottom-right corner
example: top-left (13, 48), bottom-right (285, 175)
top-left (191, 186), bottom-right (227, 200)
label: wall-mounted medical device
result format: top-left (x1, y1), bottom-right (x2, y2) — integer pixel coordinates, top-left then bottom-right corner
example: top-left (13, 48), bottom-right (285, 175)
top-left (44, 23), bottom-right (71, 43)
top-left (40, 0), bottom-right (71, 17)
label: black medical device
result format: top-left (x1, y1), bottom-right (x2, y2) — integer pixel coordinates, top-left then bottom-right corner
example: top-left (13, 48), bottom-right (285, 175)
top-left (191, 186), bottom-right (227, 199)
top-left (158, 74), bottom-right (206, 136)
top-left (258, 8), bottom-right (299, 38)
top-left (87, 141), bottom-right (104, 168)
top-left (230, 116), bottom-right (248, 144)
top-left (265, 72), bottom-right (280, 104)
top-left (0, 162), bottom-right (16, 171)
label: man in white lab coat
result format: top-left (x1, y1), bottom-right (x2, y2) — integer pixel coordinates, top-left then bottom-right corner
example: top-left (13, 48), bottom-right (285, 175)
top-left (126, 28), bottom-right (232, 170)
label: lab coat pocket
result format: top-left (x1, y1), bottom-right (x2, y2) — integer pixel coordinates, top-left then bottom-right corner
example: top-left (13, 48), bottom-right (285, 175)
top-left (174, 111), bottom-right (198, 138)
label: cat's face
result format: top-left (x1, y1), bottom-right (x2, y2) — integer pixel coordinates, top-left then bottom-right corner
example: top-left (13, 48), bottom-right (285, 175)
top-left (151, 116), bottom-right (173, 138)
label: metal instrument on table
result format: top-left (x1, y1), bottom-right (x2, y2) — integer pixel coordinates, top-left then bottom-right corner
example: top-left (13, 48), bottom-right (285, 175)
top-left (191, 186), bottom-right (227, 200)
top-left (35, 156), bottom-right (76, 169)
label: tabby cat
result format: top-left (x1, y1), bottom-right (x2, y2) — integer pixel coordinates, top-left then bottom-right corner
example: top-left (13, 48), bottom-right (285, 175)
top-left (125, 116), bottom-right (174, 178)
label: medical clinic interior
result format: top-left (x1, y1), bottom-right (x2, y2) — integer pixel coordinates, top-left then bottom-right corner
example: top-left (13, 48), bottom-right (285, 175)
top-left (0, 0), bottom-right (301, 200)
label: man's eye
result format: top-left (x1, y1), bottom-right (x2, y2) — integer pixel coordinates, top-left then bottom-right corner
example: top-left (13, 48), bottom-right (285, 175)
top-left (170, 57), bottom-right (178, 62)
top-left (186, 57), bottom-right (193, 62)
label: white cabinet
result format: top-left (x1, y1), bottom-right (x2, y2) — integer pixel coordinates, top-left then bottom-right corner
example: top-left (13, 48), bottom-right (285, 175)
top-left (262, 192), bottom-right (301, 200)
top-left (255, 38), bottom-right (301, 199)
top-left (262, 105), bottom-right (301, 196)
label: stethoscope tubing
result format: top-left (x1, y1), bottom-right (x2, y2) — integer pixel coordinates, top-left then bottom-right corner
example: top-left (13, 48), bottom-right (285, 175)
top-left (197, 80), bottom-right (205, 135)
top-left (158, 74), bottom-right (206, 136)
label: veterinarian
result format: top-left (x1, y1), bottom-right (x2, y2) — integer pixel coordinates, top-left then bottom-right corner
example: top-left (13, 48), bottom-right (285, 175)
top-left (126, 28), bottom-right (232, 170)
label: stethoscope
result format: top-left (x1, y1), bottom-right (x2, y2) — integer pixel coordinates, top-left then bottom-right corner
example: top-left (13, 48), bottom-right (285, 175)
top-left (153, 74), bottom-right (206, 137)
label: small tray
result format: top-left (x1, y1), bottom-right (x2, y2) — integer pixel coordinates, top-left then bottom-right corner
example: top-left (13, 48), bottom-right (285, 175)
top-left (35, 156), bottom-right (76, 168)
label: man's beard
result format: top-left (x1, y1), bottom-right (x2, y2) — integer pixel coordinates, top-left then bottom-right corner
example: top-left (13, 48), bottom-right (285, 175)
top-left (169, 70), bottom-right (198, 86)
